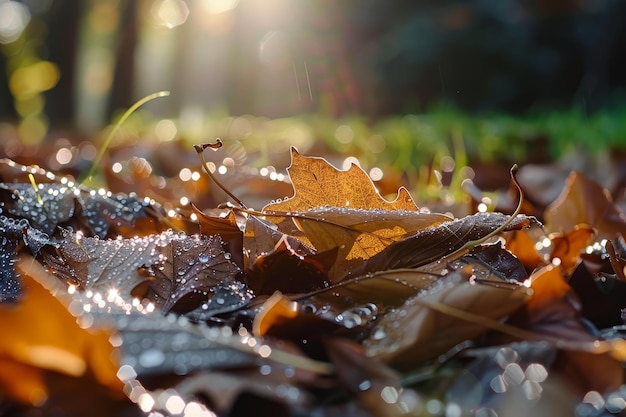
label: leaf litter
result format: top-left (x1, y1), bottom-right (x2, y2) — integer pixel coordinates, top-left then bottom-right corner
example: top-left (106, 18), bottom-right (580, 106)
top-left (1, 147), bottom-right (626, 416)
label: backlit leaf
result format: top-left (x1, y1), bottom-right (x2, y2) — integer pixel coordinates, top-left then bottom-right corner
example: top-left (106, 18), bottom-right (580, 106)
top-left (357, 212), bottom-right (538, 275)
top-left (544, 171), bottom-right (626, 242)
top-left (291, 207), bottom-right (451, 280)
top-left (549, 225), bottom-right (595, 275)
top-left (263, 147), bottom-right (418, 212)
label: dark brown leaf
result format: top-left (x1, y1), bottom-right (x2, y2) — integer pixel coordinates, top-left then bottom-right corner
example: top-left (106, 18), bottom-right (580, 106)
top-left (143, 233), bottom-right (243, 313)
top-left (42, 230), bottom-right (162, 293)
top-left (244, 215), bottom-right (315, 269)
top-left (246, 235), bottom-right (334, 295)
top-left (466, 242), bottom-right (529, 282)
top-left (356, 212), bottom-right (539, 275)
top-left (364, 267), bottom-right (532, 368)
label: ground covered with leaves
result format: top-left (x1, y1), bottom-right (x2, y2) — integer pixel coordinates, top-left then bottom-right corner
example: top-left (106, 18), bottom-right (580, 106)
top-left (2, 140), bottom-right (626, 417)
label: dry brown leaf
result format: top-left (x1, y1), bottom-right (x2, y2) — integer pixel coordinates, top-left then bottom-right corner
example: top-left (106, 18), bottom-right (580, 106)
top-left (291, 207), bottom-right (451, 280)
top-left (544, 171), bottom-right (626, 242)
top-left (506, 229), bottom-right (547, 271)
top-left (263, 147), bottom-right (418, 212)
top-left (193, 204), bottom-right (242, 242)
top-left (357, 212), bottom-right (538, 275)
top-left (549, 225), bottom-right (595, 276)
top-left (364, 267), bottom-right (532, 368)
top-left (243, 214), bottom-right (316, 270)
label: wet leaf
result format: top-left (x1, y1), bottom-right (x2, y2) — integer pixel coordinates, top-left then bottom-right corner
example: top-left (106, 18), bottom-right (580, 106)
top-left (263, 147), bottom-right (418, 213)
top-left (544, 171), bottom-right (626, 242)
top-left (193, 204), bottom-right (242, 242)
top-left (0, 182), bottom-right (165, 239)
top-left (247, 235), bottom-right (334, 295)
top-left (364, 267), bottom-right (532, 368)
top-left (114, 313), bottom-right (258, 376)
top-left (42, 230), bottom-right (161, 293)
top-left (465, 242), bottom-right (529, 283)
top-left (290, 207), bottom-right (451, 280)
top-left (296, 268), bottom-right (439, 315)
top-left (0, 215), bottom-right (51, 302)
top-left (0, 183), bottom-right (76, 236)
top-left (357, 212), bottom-right (538, 275)
top-left (143, 233), bottom-right (243, 313)
top-left (244, 215), bottom-right (315, 270)
top-left (176, 371), bottom-right (313, 416)
top-left (0, 241), bottom-right (19, 302)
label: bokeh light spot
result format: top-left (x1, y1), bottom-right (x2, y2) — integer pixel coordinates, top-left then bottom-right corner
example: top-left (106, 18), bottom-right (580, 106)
top-left (55, 148), bottom-right (73, 165)
top-left (155, 119), bottom-right (177, 142)
top-left (369, 167), bottom-right (383, 181)
top-left (153, 0), bottom-right (189, 29)
top-left (200, 0), bottom-right (239, 15)
top-left (335, 125), bottom-right (354, 144)
top-left (9, 61), bottom-right (60, 97)
top-left (0, 1), bottom-right (30, 44)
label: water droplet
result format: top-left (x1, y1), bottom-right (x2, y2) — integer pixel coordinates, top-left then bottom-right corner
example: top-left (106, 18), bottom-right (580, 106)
top-left (370, 328), bottom-right (387, 340)
top-left (358, 380), bottom-right (372, 391)
top-left (199, 254), bottom-right (209, 263)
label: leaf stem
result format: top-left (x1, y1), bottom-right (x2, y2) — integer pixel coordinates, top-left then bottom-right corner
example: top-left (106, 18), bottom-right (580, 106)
top-left (82, 90), bottom-right (171, 185)
top-left (195, 142), bottom-right (248, 209)
top-left (457, 164), bottom-right (523, 252)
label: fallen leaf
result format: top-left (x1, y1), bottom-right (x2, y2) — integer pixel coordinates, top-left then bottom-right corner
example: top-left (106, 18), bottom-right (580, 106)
top-left (364, 266), bottom-right (532, 368)
top-left (506, 229), bottom-right (547, 272)
top-left (549, 225), bottom-right (595, 275)
top-left (357, 212), bottom-right (538, 275)
top-left (263, 148), bottom-right (418, 213)
top-left (465, 242), bottom-right (529, 283)
top-left (544, 171), bottom-right (626, 242)
top-left (290, 207), bottom-right (451, 279)
top-left (193, 204), bottom-right (242, 242)
top-left (42, 230), bottom-right (160, 293)
top-left (244, 214), bottom-right (315, 270)
top-left (296, 268), bottom-right (440, 315)
top-left (246, 235), bottom-right (334, 295)
top-left (143, 233), bottom-right (243, 313)
top-left (508, 265), bottom-right (623, 393)
top-left (1, 260), bottom-right (121, 406)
